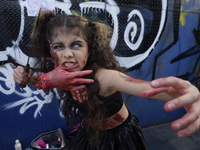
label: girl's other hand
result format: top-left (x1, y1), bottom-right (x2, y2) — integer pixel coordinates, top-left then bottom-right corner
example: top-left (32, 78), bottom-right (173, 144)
top-left (13, 66), bottom-right (33, 85)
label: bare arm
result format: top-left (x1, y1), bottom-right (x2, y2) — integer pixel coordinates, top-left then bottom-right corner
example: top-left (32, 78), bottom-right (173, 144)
top-left (97, 69), bottom-right (172, 100)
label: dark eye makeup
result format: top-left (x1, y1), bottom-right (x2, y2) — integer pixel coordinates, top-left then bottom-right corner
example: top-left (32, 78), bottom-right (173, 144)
top-left (51, 40), bottom-right (84, 51)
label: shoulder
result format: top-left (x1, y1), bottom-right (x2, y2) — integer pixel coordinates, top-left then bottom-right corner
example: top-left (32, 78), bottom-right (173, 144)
top-left (95, 68), bottom-right (124, 96)
top-left (95, 68), bottom-right (121, 81)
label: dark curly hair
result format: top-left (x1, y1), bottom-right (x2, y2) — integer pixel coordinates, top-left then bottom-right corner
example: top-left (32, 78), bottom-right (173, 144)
top-left (30, 10), bottom-right (125, 145)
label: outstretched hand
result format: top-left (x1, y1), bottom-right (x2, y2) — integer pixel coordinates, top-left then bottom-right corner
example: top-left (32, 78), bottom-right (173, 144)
top-left (141, 76), bottom-right (200, 138)
top-left (36, 65), bottom-right (94, 91)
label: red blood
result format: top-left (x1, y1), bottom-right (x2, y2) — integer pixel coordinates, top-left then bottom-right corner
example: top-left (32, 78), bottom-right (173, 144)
top-left (59, 28), bottom-right (66, 35)
top-left (50, 46), bottom-right (59, 68)
top-left (82, 54), bottom-right (87, 65)
top-left (102, 113), bottom-right (124, 130)
top-left (124, 76), bottom-right (148, 84)
top-left (112, 113), bottom-right (124, 122)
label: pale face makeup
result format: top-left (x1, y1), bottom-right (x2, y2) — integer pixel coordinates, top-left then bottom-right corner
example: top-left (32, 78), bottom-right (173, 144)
top-left (50, 27), bottom-right (89, 72)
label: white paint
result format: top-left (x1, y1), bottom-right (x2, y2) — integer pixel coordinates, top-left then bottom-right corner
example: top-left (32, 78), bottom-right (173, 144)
top-left (0, 1), bottom-right (35, 67)
top-left (79, 0), bottom-right (120, 50)
top-left (124, 10), bottom-right (144, 51)
top-left (26, 0), bottom-right (55, 16)
top-left (0, 63), bottom-right (15, 95)
top-left (116, 0), bottom-right (167, 68)
top-left (55, 0), bottom-right (72, 15)
top-left (0, 63), bottom-right (54, 118)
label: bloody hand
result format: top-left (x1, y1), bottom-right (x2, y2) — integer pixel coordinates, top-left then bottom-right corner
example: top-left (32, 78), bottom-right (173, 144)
top-left (36, 65), bottom-right (94, 91)
top-left (71, 86), bottom-right (89, 103)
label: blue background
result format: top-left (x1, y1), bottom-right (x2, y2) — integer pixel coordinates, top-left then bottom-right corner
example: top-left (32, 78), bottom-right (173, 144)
top-left (0, 0), bottom-right (200, 149)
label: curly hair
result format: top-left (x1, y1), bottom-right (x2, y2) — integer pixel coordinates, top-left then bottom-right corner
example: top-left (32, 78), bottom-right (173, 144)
top-left (30, 10), bottom-right (125, 145)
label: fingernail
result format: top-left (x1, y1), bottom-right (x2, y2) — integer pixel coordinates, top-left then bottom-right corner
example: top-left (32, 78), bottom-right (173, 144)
top-left (76, 90), bottom-right (79, 94)
top-left (167, 103), bottom-right (175, 111)
top-left (151, 80), bottom-right (159, 87)
top-left (176, 123), bottom-right (182, 129)
top-left (179, 133), bottom-right (185, 138)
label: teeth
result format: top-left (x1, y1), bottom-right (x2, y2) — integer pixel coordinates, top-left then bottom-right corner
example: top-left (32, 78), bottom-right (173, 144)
top-left (64, 63), bottom-right (76, 67)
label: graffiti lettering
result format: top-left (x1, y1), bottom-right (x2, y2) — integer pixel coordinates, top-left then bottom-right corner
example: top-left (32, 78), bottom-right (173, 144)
top-left (0, 63), bottom-right (56, 118)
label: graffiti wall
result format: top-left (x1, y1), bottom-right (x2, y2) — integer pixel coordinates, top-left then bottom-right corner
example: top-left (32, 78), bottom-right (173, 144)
top-left (1, 0), bottom-right (200, 149)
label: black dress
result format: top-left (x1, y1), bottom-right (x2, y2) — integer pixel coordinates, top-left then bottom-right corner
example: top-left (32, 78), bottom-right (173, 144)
top-left (68, 91), bottom-right (147, 150)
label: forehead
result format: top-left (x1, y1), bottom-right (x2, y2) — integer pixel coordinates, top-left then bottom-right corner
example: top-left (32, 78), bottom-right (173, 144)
top-left (52, 27), bottom-right (86, 41)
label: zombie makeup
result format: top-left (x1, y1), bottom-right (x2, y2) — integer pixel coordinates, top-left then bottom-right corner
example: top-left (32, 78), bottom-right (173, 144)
top-left (120, 72), bottom-right (148, 84)
top-left (101, 113), bottom-right (125, 130)
top-left (50, 44), bottom-right (60, 68)
top-left (50, 27), bottom-right (89, 72)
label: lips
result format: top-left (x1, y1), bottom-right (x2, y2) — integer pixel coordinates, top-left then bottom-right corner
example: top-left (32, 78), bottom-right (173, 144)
top-left (63, 62), bottom-right (79, 72)
top-left (63, 62), bottom-right (76, 67)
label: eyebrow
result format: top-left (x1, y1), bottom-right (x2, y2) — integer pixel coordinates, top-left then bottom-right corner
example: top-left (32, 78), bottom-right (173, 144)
top-left (51, 40), bottom-right (84, 46)
top-left (51, 42), bottom-right (63, 46)
top-left (71, 40), bottom-right (83, 44)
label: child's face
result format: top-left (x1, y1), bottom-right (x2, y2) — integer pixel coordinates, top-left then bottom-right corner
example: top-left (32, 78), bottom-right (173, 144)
top-left (50, 27), bottom-right (89, 71)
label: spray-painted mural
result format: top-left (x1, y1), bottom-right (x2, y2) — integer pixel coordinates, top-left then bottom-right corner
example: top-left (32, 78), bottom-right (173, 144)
top-left (1, 0), bottom-right (200, 149)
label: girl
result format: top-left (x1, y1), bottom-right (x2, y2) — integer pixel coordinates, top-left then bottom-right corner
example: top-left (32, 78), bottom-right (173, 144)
top-left (13, 11), bottom-right (200, 150)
